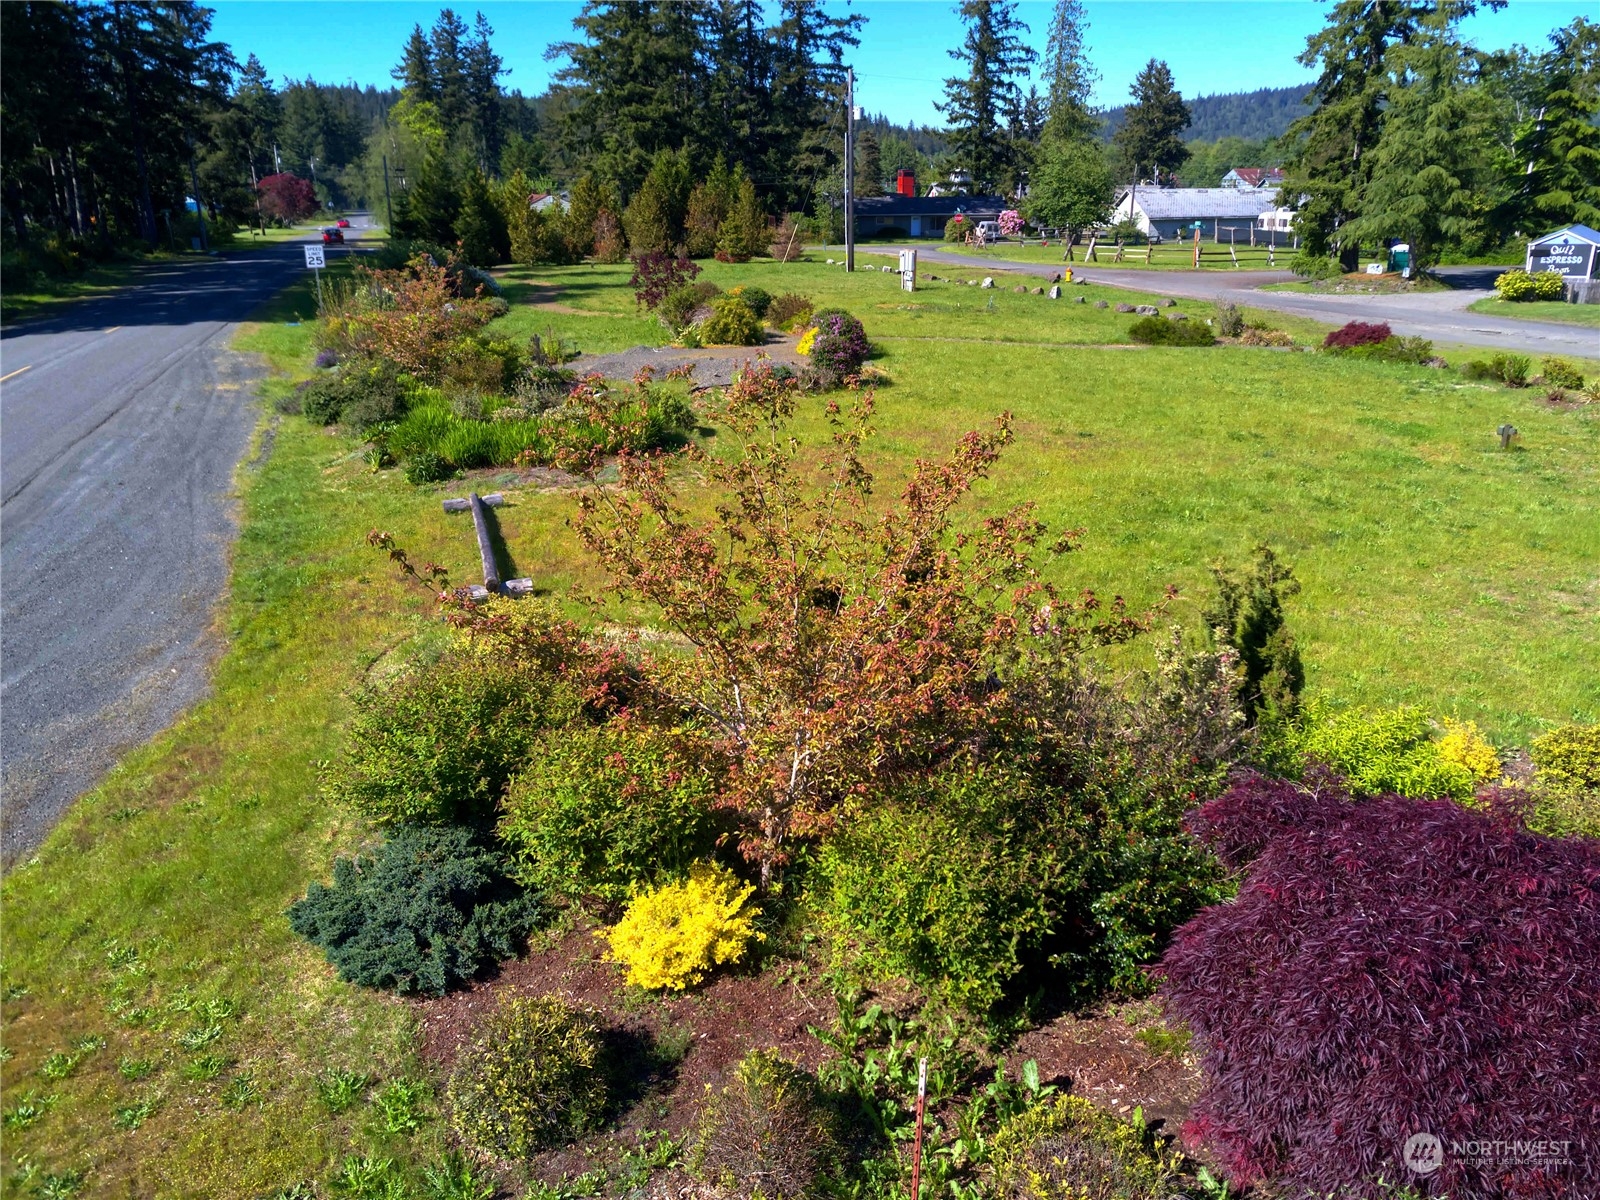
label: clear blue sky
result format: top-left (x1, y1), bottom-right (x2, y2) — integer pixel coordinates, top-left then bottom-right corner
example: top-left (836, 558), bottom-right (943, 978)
top-left (208, 0), bottom-right (1593, 127)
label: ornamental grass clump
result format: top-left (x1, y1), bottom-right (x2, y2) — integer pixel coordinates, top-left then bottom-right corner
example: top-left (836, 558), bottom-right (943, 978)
top-left (690, 1050), bottom-right (842, 1198)
top-left (1161, 771), bottom-right (1600, 1198)
top-left (446, 995), bottom-right (609, 1157)
top-left (602, 862), bottom-right (761, 991)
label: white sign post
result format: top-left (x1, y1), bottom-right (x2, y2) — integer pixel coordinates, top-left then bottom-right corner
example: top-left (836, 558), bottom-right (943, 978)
top-left (304, 242), bottom-right (326, 310)
top-left (899, 247), bottom-right (917, 293)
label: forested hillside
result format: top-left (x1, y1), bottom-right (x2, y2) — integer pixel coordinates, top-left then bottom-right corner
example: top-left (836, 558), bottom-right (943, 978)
top-left (1102, 84), bottom-right (1309, 143)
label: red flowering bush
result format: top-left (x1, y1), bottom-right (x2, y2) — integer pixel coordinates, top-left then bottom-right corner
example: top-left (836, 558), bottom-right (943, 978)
top-left (1323, 320), bottom-right (1394, 350)
top-left (1160, 770), bottom-right (1600, 1198)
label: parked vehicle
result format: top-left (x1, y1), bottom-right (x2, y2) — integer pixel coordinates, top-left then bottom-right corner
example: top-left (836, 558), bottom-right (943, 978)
top-left (321, 227), bottom-right (344, 245)
top-left (976, 220), bottom-right (1002, 241)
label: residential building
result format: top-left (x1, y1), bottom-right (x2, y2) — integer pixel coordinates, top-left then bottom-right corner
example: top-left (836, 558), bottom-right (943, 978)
top-left (1221, 167), bottom-right (1285, 190)
top-left (1111, 187), bottom-right (1282, 243)
top-left (851, 194), bottom-right (1007, 240)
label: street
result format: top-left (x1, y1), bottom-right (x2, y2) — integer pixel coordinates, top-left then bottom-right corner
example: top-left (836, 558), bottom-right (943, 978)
top-left (0, 219), bottom-right (369, 863)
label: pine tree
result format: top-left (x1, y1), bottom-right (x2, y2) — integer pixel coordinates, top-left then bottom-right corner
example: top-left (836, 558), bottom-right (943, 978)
top-left (463, 12), bottom-right (507, 174)
top-left (684, 155), bottom-right (737, 258)
top-left (392, 24), bottom-right (435, 100)
top-left (854, 127), bottom-right (883, 196)
top-left (1040, 0), bottom-right (1099, 145)
top-left (621, 148), bottom-right (692, 254)
top-left (1112, 60), bottom-right (1191, 187)
top-left (1510, 18), bottom-right (1600, 231)
top-left (768, 0), bottom-right (864, 210)
top-left (404, 149), bottom-right (460, 245)
top-left (454, 167), bottom-right (509, 266)
top-left (562, 172), bottom-right (610, 260)
top-left (716, 170), bottom-right (767, 260)
top-left (938, 0), bottom-right (1036, 194)
top-left (430, 9), bottom-right (470, 135)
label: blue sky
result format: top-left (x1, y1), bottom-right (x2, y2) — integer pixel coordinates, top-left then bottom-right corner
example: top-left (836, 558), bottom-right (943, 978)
top-left (209, 0), bottom-right (1593, 127)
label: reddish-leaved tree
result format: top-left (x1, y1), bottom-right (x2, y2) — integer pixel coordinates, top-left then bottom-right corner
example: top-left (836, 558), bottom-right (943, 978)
top-left (258, 173), bottom-right (318, 224)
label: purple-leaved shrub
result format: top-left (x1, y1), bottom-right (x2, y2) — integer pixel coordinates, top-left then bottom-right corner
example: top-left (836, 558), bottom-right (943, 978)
top-left (1161, 770), bottom-right (1600, 1198)
top-left (1323, 320), bottom-right (1393, 350)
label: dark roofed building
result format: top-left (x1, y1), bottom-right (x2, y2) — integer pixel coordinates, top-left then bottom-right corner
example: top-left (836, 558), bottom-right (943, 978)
top-left (852, 194), bottom-right (1008, 240)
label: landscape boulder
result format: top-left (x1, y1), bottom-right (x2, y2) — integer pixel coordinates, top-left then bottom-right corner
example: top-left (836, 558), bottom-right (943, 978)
top-left (1074, 294), bottom-right (1085, 303)
top-left (1134, 304), bottom-right (1160, 316)
top-left (1162, 298), bottom-right (1177, 307)
top-left (981, 277), bottom-right (994, 289)
top-left (1031, 286), bottom-right (1044, 295)
top-left (1115, 302), bottom-right (1135, 313)
top-left (1169, 312), bottom-right (1188, 321)
top-left (1095, 299), bottom-right (1108, 308)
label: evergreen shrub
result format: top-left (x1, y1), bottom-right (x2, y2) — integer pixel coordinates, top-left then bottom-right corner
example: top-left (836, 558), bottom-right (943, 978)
top-left (1289, 252), bottom-right (1342, 280)
top-left (690, 1050), bottom-right (841, 1198)
top-left (322, 651), bottom-right (579, 827)
top-left (766, 292), bottom-right (814, 330)
top-left (286, 826), bottom-right (539, 996)
top-left (729, 284), bottom-right (772, 318)
top-left (1214, 302), bottom-right (1244, 338)
top-left (1541, 357), bottom-right (1585, 389)
top-left (1127, 317), bottom-right (1215, 346)
top-left (299, 361), bottom-right (408, 428)
top-left (1162, 772), bottom-right (1600, 1197)
top-left (602, 862), bottom-right (761, 991)
top-left (447, 995), bottom-right (609, 1157)
top-left (498, 724), bottom-right (723, 901)
top-left (700, 296), bottom-right (763, 346)
top-left (989, 1094), bottom-right (1184, 1200)
top-left (1530, 722), bottom-right (1600, 838)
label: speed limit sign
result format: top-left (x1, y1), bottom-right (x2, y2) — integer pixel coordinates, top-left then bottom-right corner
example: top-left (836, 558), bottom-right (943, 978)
top-left (303, 244), bottom-right (326, 269)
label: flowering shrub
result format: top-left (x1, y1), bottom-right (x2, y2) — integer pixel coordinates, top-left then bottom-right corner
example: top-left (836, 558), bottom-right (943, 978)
top-left (806, 311), bottom-right (870, 387)
top-left (1322, 320), bottom-right (1393, 349)
top-left (446, 995), bottom-right (608, 1156)
top-left (795, 325), bottom-right (819, 356)
top-left (1435, 718), bottom-right (1500, 784)
top-left (498, 724), bottom-right (722, 902)
top-left (1161, 772), bottom-right (1600, 1197)
top-left (1495, 268), bottom-right (1567, 301)
top-left (329, 254), bottom-right (497, 383)
top-left (630, 250), bottom-right (701, 311)
top-left (602, 862), bottom-right (761, 991)
top-left (997, 209), bottom-right (1025, 238)
top-left (989, 1095), bottom-right (1184, 1199)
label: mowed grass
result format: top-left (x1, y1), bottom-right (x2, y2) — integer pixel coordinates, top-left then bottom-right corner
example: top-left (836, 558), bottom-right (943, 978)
top-left (1, 250), bottom-right (1595, 1194)
top-left (932, 238), bottom-right (1293, 271)
top-left (1466, 296), bottom-right (1600, 328)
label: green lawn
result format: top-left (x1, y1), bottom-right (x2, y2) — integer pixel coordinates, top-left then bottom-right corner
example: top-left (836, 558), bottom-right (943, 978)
top-left (1467, 296), bottom-right (1600, 328)
top-left (928, 239), bottom-right (1292, 272)
top-left (2, 250), bottom-right (1596, 1194)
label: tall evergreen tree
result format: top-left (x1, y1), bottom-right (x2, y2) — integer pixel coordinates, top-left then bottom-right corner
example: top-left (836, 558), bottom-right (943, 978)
top-left (430, 9), bottom-right (470, 135)
top-left (1040, 0), bottom-right (1099, 145)
top-left (1509, 18), bottom-right (1600, 230)
top-left (854, 127), bottom-right (883, 196)
top-left (1111, 59), bottom-right (1191, 188)
top-left (392, 24), bottom-right (435, 100)
top-left (938, 0), bottom-right (1036, 194)
top-left (768, 0), bottom-right (864, 209)
top-left (463, 12), bottom-right (508, 173)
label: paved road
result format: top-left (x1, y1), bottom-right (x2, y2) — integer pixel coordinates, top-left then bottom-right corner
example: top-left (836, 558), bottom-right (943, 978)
top-left (0, 217), bottom-right (371, 864)
top-left (898, 248), bottom-right (1598, 357)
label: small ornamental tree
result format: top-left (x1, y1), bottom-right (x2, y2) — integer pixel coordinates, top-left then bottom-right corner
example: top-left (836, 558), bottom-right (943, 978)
top-left (258, 173), bottom-right (318, 224)
top-left (997, 209), bottom-right (1025, 237)
top-left (558, 363), bottom-right (1131, 884)
top-left (630, 250), bottom-right (701, 311)
top-left (1161, 771), bottom-right (1600, 1198)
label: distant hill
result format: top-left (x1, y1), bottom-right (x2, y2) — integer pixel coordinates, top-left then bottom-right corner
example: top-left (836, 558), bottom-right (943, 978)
top-left (1101, 84), bottom-right (1311, 144)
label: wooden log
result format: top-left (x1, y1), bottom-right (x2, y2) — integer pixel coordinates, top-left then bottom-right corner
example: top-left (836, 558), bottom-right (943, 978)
top-left (442, 492), bottom-right (504, 513)
top-left (469, 493), bottom-right (501, 592)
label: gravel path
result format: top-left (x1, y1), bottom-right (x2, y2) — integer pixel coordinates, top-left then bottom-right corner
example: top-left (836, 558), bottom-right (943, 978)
top-left (571, 334), bottom-right (805, 388)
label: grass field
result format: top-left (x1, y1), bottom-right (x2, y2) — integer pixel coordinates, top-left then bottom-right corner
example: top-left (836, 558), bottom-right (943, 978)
top-left (1466, 296), bottom-right (1600, 328)
top-left (2, 250), bottom-right (1596, 1194)
top-left (928, 238), bottom-right (1293, 271)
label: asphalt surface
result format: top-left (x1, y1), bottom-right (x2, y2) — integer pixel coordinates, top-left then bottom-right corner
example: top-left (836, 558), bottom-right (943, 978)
top-left (0, 218), bottom-right (370, 864)
top-left (898, 248), bottom-right (1599, 357)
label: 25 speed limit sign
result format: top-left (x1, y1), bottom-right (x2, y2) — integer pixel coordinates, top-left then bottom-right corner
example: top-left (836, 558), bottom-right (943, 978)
top-left (303, 244), bottom-right (326, 269)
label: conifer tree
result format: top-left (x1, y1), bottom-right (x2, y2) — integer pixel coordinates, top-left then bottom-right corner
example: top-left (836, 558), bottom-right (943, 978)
top-left (716, 171), bottom-right (767, 260)
top-left (939, 0), bottom-right (1036, 194)
top-left (392, 24), bottom-right (435, 101)
top-left (463, 12), bottom-right (507, 173)
top-left (430, 9), bottom-right (470, 135)
top-left (454, 167), bottom-right (509, 266)
top-left (854, 127), bottom-right (883, 196)
top-left (1112, 60), bottom-right (1191, 187)
top-left (621, 149), bottom-right (692, 254)
top-left (1040, 0), bottom-right (1099, 145)
top-left (1510, 18), bottom-right (1600, 230)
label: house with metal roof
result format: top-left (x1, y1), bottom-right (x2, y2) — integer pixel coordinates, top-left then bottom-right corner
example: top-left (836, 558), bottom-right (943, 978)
top-left (852, 193), bottom-right (1008, 240)
top-left (1112, 187), bottom-right (1283, 243)
top-left (1220, 167), bottom-right (1285, 190)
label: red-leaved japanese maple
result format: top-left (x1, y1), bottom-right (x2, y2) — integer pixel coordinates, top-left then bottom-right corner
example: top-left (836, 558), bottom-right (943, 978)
top-left (561, 361), bottom-right (1140, 882)
top-left (1160, 771), bottom-right (1600, 1198)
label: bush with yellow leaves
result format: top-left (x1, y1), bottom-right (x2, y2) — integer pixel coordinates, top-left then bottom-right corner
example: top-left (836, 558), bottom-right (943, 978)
top-left (1437, 719), bottom-right (1500, 785)
top-left (795, 325), bottom-right (819, 357)
top-left (602, 862), bottom-right (762, 991)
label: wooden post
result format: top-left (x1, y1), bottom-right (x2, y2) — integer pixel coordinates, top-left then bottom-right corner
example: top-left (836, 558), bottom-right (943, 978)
top-left (1085, 234), bottom-right (1098, 262)
top-left (1113, 240), bottom-right (1125, 263)
top-left (1193, 226), bottom-right (1201, 270)
top-left (908, 1058), bottom-right (928, 1200)
top-left (469, 493), bottom-right (500, 592)
top-left (1146, 240), bottom-right (1154, 265)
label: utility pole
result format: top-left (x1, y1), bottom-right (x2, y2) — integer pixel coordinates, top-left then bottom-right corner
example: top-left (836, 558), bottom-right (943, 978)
top-left (844, 67), bottom-right (856, 272)
top-left (382, 154), bottom-right (394, 231)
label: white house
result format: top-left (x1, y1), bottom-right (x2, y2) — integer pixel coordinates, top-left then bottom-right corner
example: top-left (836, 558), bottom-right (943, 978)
top-left (528, 191), bottom-right (569, 213)
top-left (1112, 187), bottom-right (1282, 243)
top-left (1221, 167), bottom-right (1285, 190)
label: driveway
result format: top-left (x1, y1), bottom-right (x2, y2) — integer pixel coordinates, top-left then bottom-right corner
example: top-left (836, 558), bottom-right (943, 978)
top-left (0, 216), bottom-right (373, 864)
top-left (893, 248), bottom-right (1598, 357)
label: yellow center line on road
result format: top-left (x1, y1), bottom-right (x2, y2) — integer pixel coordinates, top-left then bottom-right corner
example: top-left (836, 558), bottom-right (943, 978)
top-left (0, 365), bottom-right (33, 383)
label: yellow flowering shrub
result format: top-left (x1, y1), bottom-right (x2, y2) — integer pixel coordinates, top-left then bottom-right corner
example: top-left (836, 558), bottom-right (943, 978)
top-left (795, 325), bottom-right (819, 357)
top-left (1437, 719), bottom-right (1500, 783)
top-left (603, 862), bottom-right (762, 991)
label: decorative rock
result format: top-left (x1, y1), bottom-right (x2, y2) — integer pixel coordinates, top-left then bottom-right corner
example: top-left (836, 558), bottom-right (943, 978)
top-left (1168, 312), bottom-right (1188, 321)
top-left (1115, 302), bottom-right (1135, 313)
top-left (1049, 285), bottom-right (1062, 300)
top-left (1134, 304), bottom-right (1159, 316)
top-left (826, 258), bottom-right (835, 264)
top-left (1031, 286), bottom-right (1043, 295)
top-left (882, 265), bottom-right (893, 273)
top-left (1162, 298), bottom-right (1177, 307)
top-left (981, 277), bottom-right (994, 288)
top-left (1095, 299), bottom-right (1108, 308)
top-left (1013, 284), bottom-right (1027, 293)
top-left (1051, 272), bottom-right (1062, 283)
top-left (1074, 295), bottom-right (1085, 303)
top-left (966, 279), bottom-right (977, 286)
